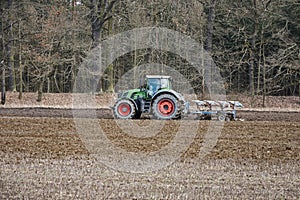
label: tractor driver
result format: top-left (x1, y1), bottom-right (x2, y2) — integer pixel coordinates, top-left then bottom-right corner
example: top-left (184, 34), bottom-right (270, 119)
top-left (147, 78), bottom-right (160, 97)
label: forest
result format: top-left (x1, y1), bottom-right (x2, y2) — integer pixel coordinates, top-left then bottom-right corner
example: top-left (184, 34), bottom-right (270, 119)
top-left (0, 0), bottom-right (299, 102)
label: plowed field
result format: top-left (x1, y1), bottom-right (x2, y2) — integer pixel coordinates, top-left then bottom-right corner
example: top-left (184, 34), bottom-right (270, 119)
top-left (0, 109), bottom-right (299, 199)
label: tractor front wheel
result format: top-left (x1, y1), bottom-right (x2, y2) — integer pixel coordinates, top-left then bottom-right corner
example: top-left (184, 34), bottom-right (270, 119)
top-left (152, 94), bottom-right (180, 120)
top-left (114, 99), bottom-right (136, 119)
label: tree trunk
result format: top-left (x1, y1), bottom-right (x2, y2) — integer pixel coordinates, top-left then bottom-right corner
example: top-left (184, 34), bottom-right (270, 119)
top-left (91, 19), bottom-right (101, 48)
top-left (18, 21), bottom-right (22, 99)
top-left (262, 45), bottom-right (266, 107)
top-left (8, 43), bottom-right (16, 91)
top-left (37, 77), bottom-right (44, 102)
top-left (205, 0), bottom-right (216, 97)
top-left (107, 64), bottom-right (114, 93)
top-left (7, 0), bottom-right (16, 92)
top-left (250, 0), bottom-right (258, 96)
top-left (298, 80), bottom-right (300, 101)
top-left (89, 0), bottom-right (119, 48)
top-left (205, 0), bottom-right (215, 53)
top-left (71, 54), bottom-right (76, 92)
top-left (1, 66), bottom-right (6, 105)
top-left (250, 36), bottom-right (256, 96)
top-left (200, 28), bottom-right (205, 99)
top-left (257, 30), bottom-right (263, 94)
top-left (106, 17), bottom-right (114, 93)
top-left (18, 63), bottom-right (23, 100)
top-left (1, 3), bottom-right (5, 105)
top-left (70, 0), bottom-right (76, 93)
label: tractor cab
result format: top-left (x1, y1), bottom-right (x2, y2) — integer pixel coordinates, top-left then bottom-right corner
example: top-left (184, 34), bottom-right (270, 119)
top-left (144, 75), bottom-right (171, 97)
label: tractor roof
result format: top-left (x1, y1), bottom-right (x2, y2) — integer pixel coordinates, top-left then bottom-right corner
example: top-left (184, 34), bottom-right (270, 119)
top-left (145, 75), bottom-right (171, 79)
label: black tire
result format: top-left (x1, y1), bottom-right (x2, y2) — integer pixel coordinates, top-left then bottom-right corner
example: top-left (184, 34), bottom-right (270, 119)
top-left (152, 94), bottom-right (180, 120)
top-left (113, 99), bottom-right (136, 119)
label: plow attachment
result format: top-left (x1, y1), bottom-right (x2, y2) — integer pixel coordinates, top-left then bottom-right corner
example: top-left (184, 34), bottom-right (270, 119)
top-left (186, 100), bottom-right (244, 121)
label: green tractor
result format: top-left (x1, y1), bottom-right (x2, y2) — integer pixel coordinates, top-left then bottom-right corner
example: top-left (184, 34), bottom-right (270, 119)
top-left (113, 75), bottom-right (187, 119)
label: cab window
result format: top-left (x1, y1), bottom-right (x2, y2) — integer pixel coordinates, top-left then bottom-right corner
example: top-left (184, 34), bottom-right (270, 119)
top-left (161, 78), bottom-right (168, 88)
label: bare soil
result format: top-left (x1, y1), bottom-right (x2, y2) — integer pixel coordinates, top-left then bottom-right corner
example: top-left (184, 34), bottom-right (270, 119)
top-left (1, 107), bottom-right (300, 122)
top-left (0, 93), bottom-right (299, 199)
top-left (1, 118), bottom-right (298, 161)
top-left (0, 116), bottom-right (299, 199)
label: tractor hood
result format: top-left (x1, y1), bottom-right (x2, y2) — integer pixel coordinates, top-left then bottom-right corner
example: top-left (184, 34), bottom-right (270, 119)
top-left (117, 89), bottom-right (141, 98)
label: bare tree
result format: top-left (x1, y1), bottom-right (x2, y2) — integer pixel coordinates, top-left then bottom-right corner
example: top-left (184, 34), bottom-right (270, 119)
top-left (1, 60), bottom-right (5, 105)
top-left (85, 0), bottom-right (119, 47)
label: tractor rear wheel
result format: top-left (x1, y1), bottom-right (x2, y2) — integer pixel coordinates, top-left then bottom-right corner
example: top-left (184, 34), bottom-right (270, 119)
top-left (114, 99), bottom-right (136, 119)
top-left (152, 94), bottom-right (180, 120)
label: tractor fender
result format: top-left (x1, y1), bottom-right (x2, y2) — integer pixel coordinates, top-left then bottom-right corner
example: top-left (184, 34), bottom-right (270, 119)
top-left (117, 97), bottom-right (139, 110)
top-left (152, 90), bottom-right (185, 103)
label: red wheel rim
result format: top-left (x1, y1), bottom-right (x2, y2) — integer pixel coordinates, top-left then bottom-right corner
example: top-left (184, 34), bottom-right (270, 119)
top-left (118, 103), bottom-right (131, 116)
top-left (158, 99), bottom-right (175, 116)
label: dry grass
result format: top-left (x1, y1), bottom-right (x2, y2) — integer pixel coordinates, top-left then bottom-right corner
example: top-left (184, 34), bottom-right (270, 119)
top-left (1, 155), bottom-right (299, 199)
